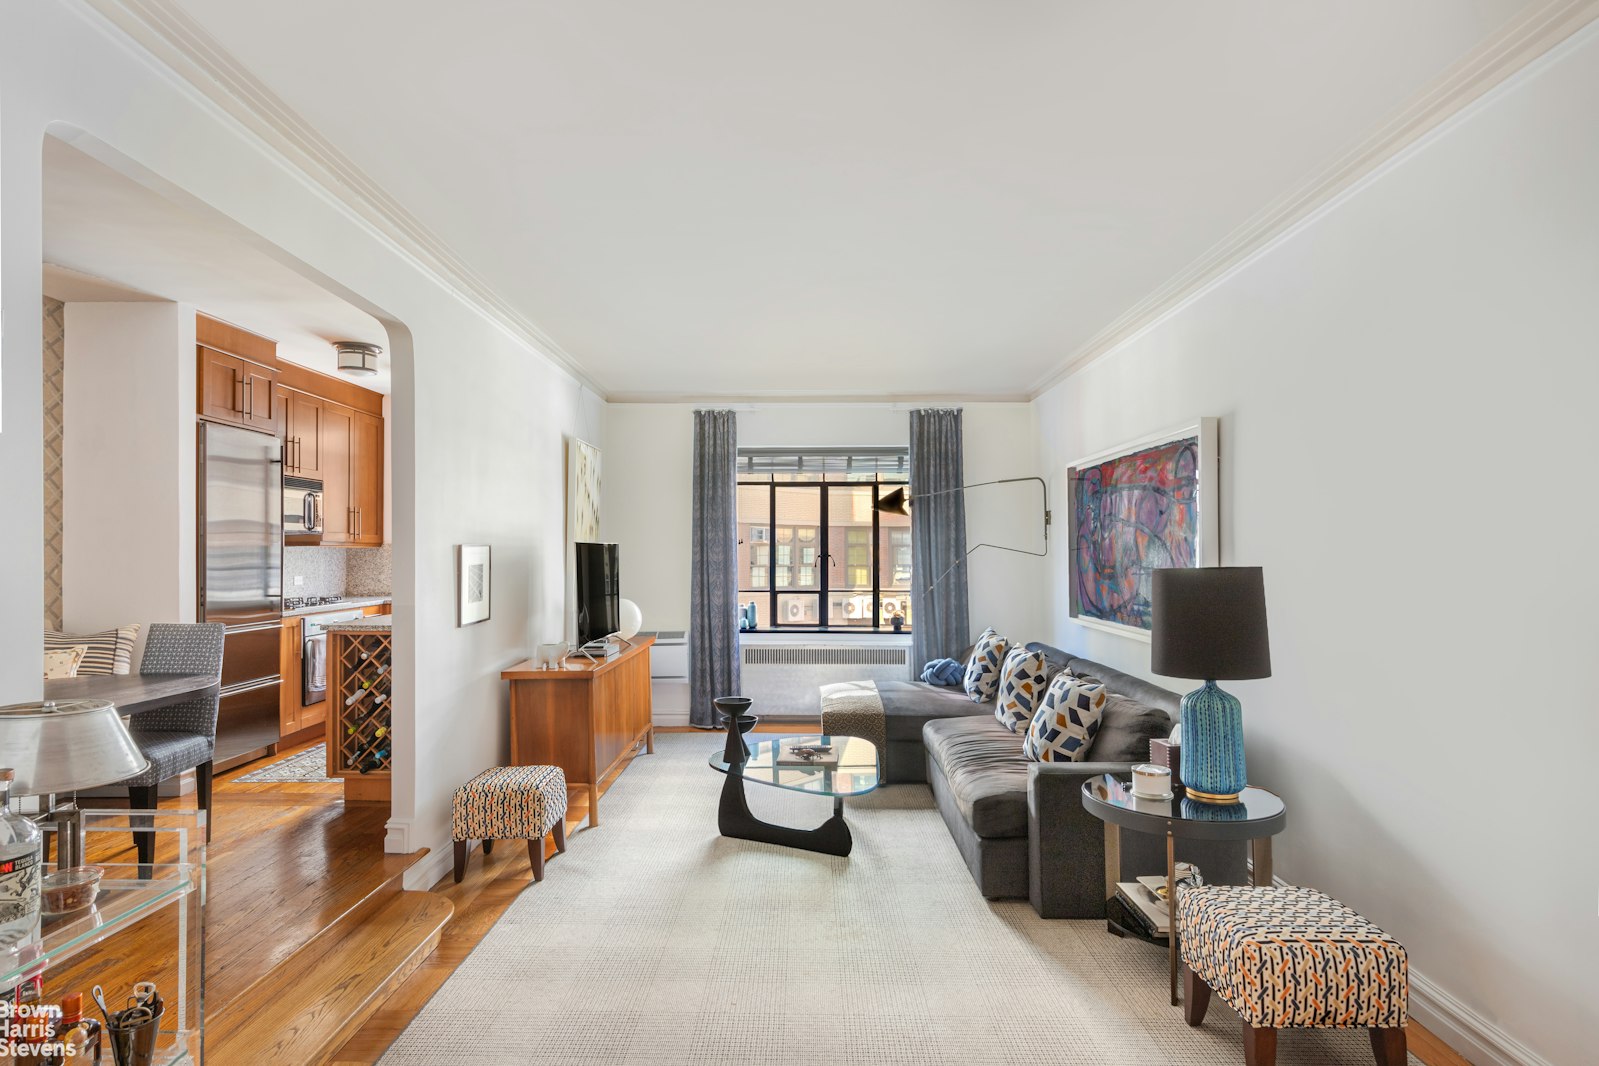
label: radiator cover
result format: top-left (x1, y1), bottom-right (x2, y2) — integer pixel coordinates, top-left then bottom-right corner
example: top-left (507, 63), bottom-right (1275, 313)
top-left (739, 644), bottom-right (911, 717)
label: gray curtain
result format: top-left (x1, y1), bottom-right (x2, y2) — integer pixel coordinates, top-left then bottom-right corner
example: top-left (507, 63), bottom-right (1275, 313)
top-left (689, 410), bottom-right (740, 728)
top-left (910, 408), bottom-right (971, 671)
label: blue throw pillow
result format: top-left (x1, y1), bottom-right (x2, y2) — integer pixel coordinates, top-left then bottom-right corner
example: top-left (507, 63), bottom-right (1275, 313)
top-left (963, 627), bottom-right (1009, 703)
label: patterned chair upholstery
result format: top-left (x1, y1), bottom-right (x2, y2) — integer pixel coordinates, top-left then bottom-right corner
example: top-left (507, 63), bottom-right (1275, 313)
top-left (1178, 885), bottom-right (1409, 1066)
top-left (451, 765), bottom-right (568, 883)
top-left (117, 623), bottom-right (225, 868)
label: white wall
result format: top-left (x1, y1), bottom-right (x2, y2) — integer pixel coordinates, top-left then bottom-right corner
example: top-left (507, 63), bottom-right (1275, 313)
top-left (0, 1), bottom-right (602, 889)
top-left (604, 402), bottom-right (1046, 653)
top-left (62, 301), bottom-right (197, 635)
top-left (1033, 29), bottom-right (1599, 1066)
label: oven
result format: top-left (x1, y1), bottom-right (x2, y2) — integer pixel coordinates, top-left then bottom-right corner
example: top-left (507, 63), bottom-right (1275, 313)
top-left (284, 476), bottom-right (324, 545)
top-left (301, 610), bottom-right (365, 706)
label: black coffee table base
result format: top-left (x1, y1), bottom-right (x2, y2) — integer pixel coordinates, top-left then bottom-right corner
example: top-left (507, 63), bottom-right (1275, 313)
top-left (717, 770), bottom-right (854, 856)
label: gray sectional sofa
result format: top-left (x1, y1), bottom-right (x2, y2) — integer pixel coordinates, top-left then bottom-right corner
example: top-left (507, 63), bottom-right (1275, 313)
top-left (870, 641), bottom-right (1245, 918)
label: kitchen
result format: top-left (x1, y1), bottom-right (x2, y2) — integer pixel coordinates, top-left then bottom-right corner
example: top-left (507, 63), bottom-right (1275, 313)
top-left (196, 314), bottom-right (395, 803)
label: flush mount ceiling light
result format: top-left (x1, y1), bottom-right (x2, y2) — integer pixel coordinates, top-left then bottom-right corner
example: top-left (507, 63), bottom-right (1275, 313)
top-left (335, 341), bottom-right (383, 376)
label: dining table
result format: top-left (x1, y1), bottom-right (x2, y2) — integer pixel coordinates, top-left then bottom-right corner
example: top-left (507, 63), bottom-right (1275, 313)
top-left (42, 673), bottom-right (220, 716)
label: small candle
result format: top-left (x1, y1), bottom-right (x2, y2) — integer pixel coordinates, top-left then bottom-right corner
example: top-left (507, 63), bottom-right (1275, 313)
top-left (1131, 763), bottom-right (1173, 799)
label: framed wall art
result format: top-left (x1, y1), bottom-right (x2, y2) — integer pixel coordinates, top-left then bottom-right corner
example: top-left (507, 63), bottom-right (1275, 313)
top-left (458, 544), bottom-right (492, 626)
top-left (1067, 418), bottom-right (1218, 639)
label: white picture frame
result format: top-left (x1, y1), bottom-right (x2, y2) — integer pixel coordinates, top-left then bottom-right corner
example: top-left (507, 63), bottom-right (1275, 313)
top-left (1066, 418), bottom-right (1218, 642)
top-left (457, 544), bottom-right (492, 626)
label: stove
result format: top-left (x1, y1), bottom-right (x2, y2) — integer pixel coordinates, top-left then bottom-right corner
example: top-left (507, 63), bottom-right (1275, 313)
top-left (284, 595), bottom-right (344, 611)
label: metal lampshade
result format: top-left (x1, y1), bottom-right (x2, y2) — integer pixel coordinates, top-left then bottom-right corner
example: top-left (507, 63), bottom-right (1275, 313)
top-left (0, 699), bottom-right (149, 795)
top-left (876, 487), bottom-right (911, 516)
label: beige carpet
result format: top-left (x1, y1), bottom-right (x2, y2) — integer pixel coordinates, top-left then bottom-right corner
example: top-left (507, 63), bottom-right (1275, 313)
top-left (381, 734), bottom-right (1413, 1065)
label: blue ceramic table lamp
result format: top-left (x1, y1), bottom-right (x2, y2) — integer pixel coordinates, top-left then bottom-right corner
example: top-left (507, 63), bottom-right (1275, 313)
top-left (1151, 567), bottom-right (1271, 805)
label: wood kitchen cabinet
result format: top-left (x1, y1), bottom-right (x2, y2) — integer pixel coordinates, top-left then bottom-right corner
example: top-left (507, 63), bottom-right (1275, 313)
top-left (280, 388), bottom-right (324, 479)
top-left (318, 402), bottom-right (384, 546)
top-left (351, 411), bottom-right (384, 545)
top-left (199, 348), bottom-right (279, 433)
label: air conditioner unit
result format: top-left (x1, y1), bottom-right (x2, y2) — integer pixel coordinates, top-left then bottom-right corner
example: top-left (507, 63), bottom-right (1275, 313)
top-left (740, 644), bottom-right (911, 717)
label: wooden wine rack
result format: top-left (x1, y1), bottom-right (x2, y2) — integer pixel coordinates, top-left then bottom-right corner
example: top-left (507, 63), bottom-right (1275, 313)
top-left (326, 628), bottom-right (393, 803)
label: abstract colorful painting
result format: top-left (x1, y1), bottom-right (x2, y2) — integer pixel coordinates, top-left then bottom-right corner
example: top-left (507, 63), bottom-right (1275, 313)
top-left (1068, 421), bottom-right (1217, 634)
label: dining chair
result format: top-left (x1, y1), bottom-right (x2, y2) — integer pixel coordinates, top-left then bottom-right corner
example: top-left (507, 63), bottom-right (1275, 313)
top-left (119, 622), bottom-right (225, 873)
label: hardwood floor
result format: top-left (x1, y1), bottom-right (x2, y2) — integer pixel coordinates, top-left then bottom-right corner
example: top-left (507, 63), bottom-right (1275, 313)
top-left (42, 738), bottom-right (418, 1043)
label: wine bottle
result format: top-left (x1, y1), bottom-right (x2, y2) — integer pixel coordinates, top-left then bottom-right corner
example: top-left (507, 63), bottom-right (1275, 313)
top-left (0, 768), bottom-right (43, 985)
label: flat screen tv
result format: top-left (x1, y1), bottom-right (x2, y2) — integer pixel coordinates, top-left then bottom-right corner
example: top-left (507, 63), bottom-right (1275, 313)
top-left (575, 541), bottom-right (620, 647)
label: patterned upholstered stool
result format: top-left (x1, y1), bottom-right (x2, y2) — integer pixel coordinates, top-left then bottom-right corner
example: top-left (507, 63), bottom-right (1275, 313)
top-left (451, 766), bottom-right (568, 883)
top-left (1178, 885), bottom-right (1408, 1066)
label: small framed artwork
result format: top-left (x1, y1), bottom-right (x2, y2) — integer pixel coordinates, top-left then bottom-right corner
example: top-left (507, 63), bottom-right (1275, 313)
top-left (1067, 418), bottom-right (1218, 640)
top-left (457, 545), bottom-right (492, 626)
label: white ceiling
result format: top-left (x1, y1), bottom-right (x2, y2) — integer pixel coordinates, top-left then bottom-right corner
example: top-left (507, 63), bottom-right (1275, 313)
top-left (42, 137), bottom-right (391, 391)
top-left (168, 0), bottom-right (1534, 400)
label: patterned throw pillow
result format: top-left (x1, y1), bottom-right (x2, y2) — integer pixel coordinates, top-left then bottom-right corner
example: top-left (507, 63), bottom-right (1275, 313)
top-left (45, 624), bottom-right (140, 676)
top-left (43, 646), bottom-right (87, 680)
top-left (995, 647), bottom-right (1053, 733)
top-left (1024, 673), bottom-right (1109, 762)
top-left (963, 627), bottom-right (1009, 702)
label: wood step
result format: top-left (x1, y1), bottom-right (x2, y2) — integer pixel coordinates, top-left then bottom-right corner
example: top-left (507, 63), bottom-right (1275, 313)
top-left (207, 890), bottom-right (455, 1066)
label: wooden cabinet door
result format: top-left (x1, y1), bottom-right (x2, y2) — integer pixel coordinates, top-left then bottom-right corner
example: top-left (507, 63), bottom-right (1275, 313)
top-left (279, 617), bottom-right (302, 736)
top-left (240, 360), bottom-right (280, 434)
top-left (199, 349), bottom-right (246, 424)
top-left (351, 412), bottom-right (385, 545)
top-left (282, 390), bottom-right (324, 479)
top-left (321, 402), bottom-right (355, 544)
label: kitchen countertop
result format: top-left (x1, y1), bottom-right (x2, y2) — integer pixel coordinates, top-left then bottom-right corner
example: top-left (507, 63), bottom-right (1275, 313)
top-left (284, 595), bottom-right (392, 617)
top-left (326, 614), bottom-right (392, 633)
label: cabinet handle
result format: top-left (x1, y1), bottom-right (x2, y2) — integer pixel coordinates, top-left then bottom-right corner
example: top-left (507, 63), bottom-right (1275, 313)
top-left (236, 378), bottom-right (246, 416)
top-left (356, 508), bottom-right (362, 538)
top-left (294, 437), bottom-right (302, 472)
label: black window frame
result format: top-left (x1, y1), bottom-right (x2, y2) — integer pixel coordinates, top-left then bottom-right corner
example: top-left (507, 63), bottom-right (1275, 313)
top-left (736, 449), bottom-right (910, 634)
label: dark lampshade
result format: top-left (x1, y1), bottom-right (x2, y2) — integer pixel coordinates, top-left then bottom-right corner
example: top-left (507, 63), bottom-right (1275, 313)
top-left (875, 487), bottom-right (911, 516)
top-left (1151, 567), bottom-right (1271, 681)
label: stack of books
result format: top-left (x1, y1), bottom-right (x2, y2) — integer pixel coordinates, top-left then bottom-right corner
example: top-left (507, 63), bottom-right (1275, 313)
top-left (1111, 863), bottom-right (1202, 939)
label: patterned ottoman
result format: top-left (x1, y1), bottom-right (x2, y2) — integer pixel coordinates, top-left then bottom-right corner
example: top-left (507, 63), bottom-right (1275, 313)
top-left (452, 765), bottom-right (568, 883)
top-left (1178, 885), bottom-right (1408, 1066)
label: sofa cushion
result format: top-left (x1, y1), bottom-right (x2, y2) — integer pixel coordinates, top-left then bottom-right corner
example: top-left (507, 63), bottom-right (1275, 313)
top-left (44, 646), bottom-right (87, 680)
top-left (1024, 674), bottom-right (1108, 762)
top-left (1090, 693), bottom-right (1174, 763)
top-left (963, 627), bottom-right (1009, 702)
top-left (875, 680), bottom-right (989, 741)
top-left (922, 716), bottom-right (1030, 839)
top-left (994, 646), bottom-right (1055, 733)
top-left (45, 624), bottom-right (139, 676)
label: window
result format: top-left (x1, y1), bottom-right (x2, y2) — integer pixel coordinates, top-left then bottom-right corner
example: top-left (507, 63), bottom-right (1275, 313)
top-left (736, 448), bottom-right (912, 632)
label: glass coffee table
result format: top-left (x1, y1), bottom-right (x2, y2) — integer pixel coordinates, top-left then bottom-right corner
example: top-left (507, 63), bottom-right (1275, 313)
top-left (709, 734), bottom-right (879, 856)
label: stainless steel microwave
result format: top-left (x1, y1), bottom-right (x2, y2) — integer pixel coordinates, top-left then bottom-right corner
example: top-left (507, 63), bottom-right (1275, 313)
top-left (284, 476), bottom-right (324, 545)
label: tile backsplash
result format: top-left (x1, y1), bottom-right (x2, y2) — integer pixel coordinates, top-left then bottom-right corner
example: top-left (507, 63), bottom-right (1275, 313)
top-left (346, 545), bottom-right (392, 596)
top-left (284, 545), bottom-right (390, 599)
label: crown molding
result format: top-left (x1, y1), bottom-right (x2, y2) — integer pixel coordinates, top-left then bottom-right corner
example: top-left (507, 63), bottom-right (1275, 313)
top-left (605, 391), bottom-right (1032, 406)
top-left (1027, 0), bottom-right (1599, 399)
top-left (73, 0), bottom-right (607, 399)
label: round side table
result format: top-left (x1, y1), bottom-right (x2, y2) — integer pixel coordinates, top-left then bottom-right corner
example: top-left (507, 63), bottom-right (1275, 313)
top-left (1081, 775), bottom-right (1287, 1006)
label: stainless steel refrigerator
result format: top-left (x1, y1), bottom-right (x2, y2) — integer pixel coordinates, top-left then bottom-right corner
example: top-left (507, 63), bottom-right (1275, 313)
top-left (198, 422), bottom-right (283, 769)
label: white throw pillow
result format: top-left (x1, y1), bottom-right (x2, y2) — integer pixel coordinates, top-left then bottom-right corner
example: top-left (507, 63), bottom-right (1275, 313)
top-left (994, 647), bottom-right (1052, 733)
top-left (963, 627), bottom-right (1009, 702)
top-left (1024, 673), bottom-right (1109, 762)
top-left (44, 646), bottom-right (87, 680)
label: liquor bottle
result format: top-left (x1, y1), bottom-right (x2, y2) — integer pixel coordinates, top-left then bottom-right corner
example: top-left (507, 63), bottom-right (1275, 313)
top-left (0, 768), bottom-right (42, 984)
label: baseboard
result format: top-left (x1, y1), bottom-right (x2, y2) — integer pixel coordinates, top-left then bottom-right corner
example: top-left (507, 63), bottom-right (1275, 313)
top-left (653, 709), bottom-right (690, 727)
top-left (402, 843), bottom-right (454, 891)
top-left (383, 819), bottom-right (412, 854)
top-left (1409, 970), bottom-right (1552, 1066)
top-left (1252, 868), bottom-right (1544, 1066)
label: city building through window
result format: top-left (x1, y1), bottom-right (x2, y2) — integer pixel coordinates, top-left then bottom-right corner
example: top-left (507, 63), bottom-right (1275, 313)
top-left (735, 449), bottom-right (912, 631)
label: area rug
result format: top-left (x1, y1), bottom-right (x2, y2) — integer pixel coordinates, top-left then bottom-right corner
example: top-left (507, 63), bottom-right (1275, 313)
top-left (235, 743), bottom-right (335, 783)
top-left (379, 734), bottom-right (1414, 1065)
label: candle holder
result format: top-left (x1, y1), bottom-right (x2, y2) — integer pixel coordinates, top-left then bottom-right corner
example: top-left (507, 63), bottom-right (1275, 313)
top-left (714, 696), bottom-right (756, 765)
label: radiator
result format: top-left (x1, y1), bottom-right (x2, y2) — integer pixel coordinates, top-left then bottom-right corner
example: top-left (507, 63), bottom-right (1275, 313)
top-left (739, 643), bottom-right (911, 717)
